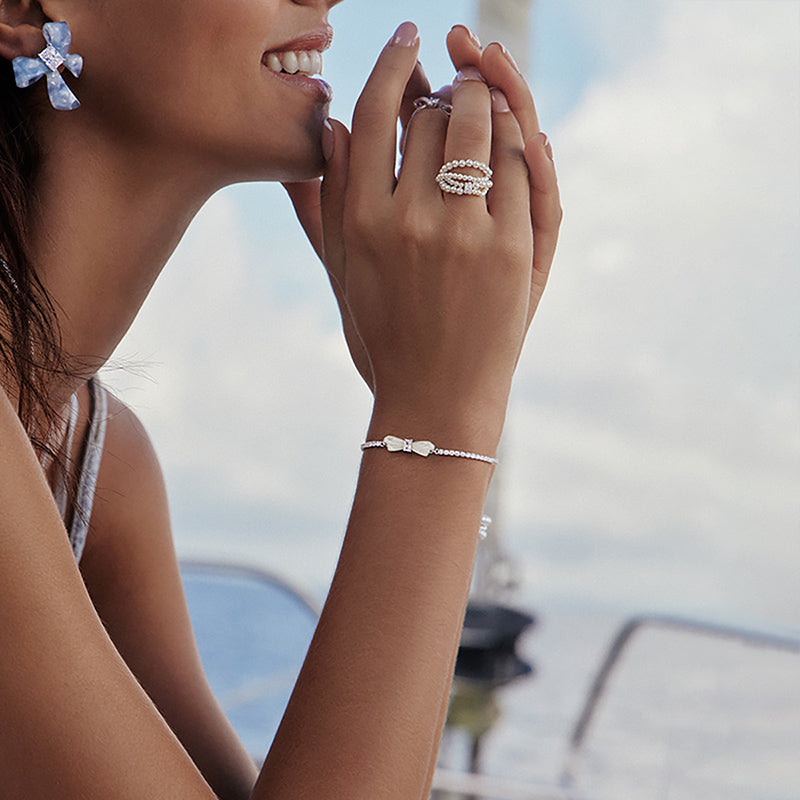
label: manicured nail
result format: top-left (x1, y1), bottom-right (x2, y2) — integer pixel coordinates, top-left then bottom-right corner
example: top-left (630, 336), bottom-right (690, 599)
top-left (322, 119), bottom-right (335, 161)
top-left (453, 66), bottom-right (486, 88)
top-left (534, 131), bottom-right (554, 161)
top-left (389, 21), bottom-right (419, 48)
top-left (489, 41), bottom-right (521, 73)
top-left (451, 24), bottom-right (481, 48)
top-left (490, 88), bottom-right (510, 113)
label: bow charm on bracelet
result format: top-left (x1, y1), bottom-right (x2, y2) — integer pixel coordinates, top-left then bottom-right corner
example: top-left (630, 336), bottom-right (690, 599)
top-left (383, 436), bottom-right (436, 457)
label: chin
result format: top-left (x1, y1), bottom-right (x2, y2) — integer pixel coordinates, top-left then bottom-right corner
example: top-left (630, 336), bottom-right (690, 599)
top-left (232, 150), bottom-right (324, 185)
top-left (276, 143), bottom-right (327, 182)
top-left (281, 158), bottom-right (326, 183)
top-left (281, 111), bottom-right (329, 181)
top-left (230, 115), bottom-right (328, 184)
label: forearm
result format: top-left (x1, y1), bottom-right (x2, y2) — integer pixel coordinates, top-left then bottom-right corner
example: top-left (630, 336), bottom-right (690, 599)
top-left (255, 406), bottom-right (496, 800)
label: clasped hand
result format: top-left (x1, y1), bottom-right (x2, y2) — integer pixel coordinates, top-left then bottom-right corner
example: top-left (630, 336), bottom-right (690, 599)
top-left (286, 23), bottom-right (561, 439)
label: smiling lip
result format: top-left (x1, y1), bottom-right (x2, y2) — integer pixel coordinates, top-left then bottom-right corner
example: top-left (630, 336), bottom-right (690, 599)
top-left (269, 72), bottom-right (333, 103)
top-left (263, 24), bottom-right (334, 59)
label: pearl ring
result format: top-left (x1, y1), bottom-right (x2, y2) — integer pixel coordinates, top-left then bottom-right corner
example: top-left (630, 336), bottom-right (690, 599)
top-left (436, 159), bottom-right (493, 197)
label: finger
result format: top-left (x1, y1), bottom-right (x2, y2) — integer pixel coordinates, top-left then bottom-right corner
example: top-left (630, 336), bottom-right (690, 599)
top-left (480, 42), bottom-right (540, 141)
top-left (283, 179), bottom-right (324, 261)
top-left (399, 60), bottom-right (432, 132)
top-left (430, 84), bottom-right (453, 105)
top-left (319, 120), bottom-right (374, 391)
top-left (349, 22), bottom-right (421, 203)
top-left (320, 118), bottom-right (352, 287)
top-left (485, 89), bottom-right (529, 225)
top-left (318, 122), bottom-right (373, 392)
top-left (446, 24), bottom-right (482, 71)
top-left (400, 81), bottom-right (452, 157)
top-left (327, 277), bottom-right (375, 391)
top-left (524, 132), bottom-right (562, 320)
top-left (443, 67), bottom-right (493, 204)
top-left (396, 105), bottom-right (450, 202)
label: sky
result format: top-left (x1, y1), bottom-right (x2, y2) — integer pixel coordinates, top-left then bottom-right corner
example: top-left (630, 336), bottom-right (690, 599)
top-left (103, 0), bottom-right (800, 631)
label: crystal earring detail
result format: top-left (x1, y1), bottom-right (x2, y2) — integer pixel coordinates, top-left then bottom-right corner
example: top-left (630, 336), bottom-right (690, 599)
top-left (12, 21), bottom-right (83, 111)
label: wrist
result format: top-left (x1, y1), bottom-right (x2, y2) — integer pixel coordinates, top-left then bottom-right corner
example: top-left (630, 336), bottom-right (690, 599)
top-left (367, 397), bottom-right (506, 461)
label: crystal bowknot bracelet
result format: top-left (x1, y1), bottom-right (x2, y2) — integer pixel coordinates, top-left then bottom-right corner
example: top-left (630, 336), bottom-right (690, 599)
top-left (361, 435), bottom-right (499, 466)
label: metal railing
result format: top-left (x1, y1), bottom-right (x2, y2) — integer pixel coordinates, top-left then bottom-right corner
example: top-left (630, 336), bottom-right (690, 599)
top-left (432, 768), bottom-right (569, 800)
top-left (559, 613), bottom-right (800, 789)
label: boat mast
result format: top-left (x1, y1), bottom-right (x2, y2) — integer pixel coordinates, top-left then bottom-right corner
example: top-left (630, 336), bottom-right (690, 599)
top-left (476, 0), bottom-right (534, 75)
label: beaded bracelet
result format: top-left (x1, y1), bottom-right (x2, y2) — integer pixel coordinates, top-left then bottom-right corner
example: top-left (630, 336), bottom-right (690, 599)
top-left (361, 435), bottom-right (499, 466)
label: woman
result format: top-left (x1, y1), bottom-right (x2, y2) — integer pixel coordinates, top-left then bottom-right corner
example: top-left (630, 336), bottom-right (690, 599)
top-left (0, 0), bottom-right (561, 797)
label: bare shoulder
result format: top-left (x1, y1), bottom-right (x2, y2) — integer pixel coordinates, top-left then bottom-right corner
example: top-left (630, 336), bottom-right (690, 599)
top-left (78, 386), bottom-right (186, 685)
top-left (79, 388), bottom-right (172, 590)
top-left (96, 390), bottom-right (166, 506)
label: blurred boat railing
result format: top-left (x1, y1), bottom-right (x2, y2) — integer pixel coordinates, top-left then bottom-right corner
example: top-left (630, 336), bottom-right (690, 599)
top-left (180, 558), bottom-right (321, 616)
top-left (560, 613), bottom-right (800, 788)
top-left (432, 768), bottom-right (570, 800)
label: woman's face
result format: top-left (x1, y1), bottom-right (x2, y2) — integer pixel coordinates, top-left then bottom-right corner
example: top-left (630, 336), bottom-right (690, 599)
top-left (66, 0), bottom-right (343, 184)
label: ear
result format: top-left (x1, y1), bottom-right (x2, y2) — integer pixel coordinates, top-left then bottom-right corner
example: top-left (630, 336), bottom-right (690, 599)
top-left (0, 1), bottom-right (47, 61)
top-left (0, 23), bottom-right (46, 60)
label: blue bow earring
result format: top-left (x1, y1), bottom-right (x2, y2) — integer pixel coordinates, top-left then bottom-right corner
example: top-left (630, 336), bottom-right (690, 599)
top-left (12, 21), bottom-right (83, 111)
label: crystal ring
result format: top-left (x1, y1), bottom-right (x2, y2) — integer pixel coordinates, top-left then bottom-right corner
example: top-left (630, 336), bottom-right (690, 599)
top-left (413, 96), bottom-right (453, 116)
top-left (436, 159), bottom-right (493, 197)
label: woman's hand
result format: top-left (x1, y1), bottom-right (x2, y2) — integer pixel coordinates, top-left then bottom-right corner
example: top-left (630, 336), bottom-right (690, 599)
top-left (319, 22), bottom-right (536, 449)
top-left (286, 25), bottom-right (561, 405)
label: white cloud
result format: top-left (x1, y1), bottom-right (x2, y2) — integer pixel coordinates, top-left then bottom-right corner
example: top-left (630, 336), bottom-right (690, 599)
top-left (504, 0), bottom-right (800, 624)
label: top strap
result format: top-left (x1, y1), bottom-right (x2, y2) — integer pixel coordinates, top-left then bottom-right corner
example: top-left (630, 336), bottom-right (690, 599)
top-left (52, 392), bottom-right (80, 520)
top-left (69, 379), bottom-right (108, 562)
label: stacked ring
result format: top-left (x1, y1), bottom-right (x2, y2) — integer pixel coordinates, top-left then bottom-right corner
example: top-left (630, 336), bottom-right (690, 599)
top-left (436, 159), bottom-right (494, 197)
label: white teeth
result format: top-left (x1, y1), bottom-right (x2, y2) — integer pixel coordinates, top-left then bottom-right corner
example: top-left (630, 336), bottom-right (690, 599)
top-left (297, 51), bottom-right (312, 74)
top-left (282, 51), bottom-right (299, 74)
top-left (265, 49), bottom-right (324, 77)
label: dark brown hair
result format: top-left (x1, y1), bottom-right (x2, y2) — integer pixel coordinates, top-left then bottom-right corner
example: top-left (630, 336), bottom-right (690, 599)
top-left (1, 57), bottom-right (67, 459)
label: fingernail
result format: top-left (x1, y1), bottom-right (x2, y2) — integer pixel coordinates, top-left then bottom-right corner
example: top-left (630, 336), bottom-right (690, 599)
top-left (535, 131), bottom-right (554, 161)
top-left (451, 24), bottom-right (481, 48)
top-left (489, 41), bottom-right (521, 73)
top-left (490, 88), bottom-right (510, 113)
top-left (389, 21), bottom-right (419, 48)
top-left (453, 66), bottom-right (486, 88)
top-left (322, 119), bottom-right (335, 162)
